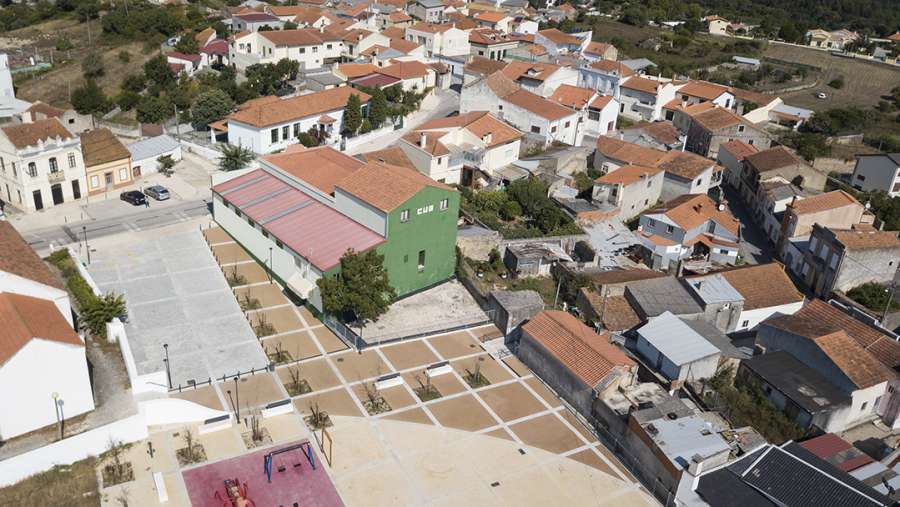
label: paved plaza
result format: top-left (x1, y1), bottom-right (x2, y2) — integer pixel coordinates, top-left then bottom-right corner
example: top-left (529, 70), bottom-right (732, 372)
top-left (87, 228), bottom-right (268, 387)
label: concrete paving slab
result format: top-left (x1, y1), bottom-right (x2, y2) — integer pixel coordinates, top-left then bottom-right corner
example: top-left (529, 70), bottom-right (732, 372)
top-left (298, 306), bottom-right (322, 326)
top-left (509, 414), bottom-right (583, 454)
top-left (224, 263), bottom-right (268, 285)
top-left (380, 340), bottom-right (440, 371)
top-left (277, 358), bottom-right (340, 392)
top-left (182, 291), bottom-right (242, 322)
top-left (322, 417), bottom-right (389, 475)
top-left (478, 382), bottom-right (546, 422)
top-left (568, 448), bottom-right (617, 476)
top-left (483, 428), bottom-right (515, 441)
top-left (259, 413), bottom-right (308, 444)
top-left (451, 354), bottom-right (513, 385)
top-left (211, 242), bottom-right (252, 263)
top-left (383, 408), bottom-right (433, 425)
top-left (428, 394), bottom-right (497, 432)
top-left (170, 267), bottom-right (225, 296)
top-left (262, 332), bottom-right (321, 362)
top-left (469, 324), bottom-right (503, 342)
top-left (312, 326), bottom-right (347, 353)
top-left (503, 355), bottom-right (530, 377)
top-left (162, 247), bottom-right (217, 272)
top-left (228, 372), bottom-right (284, 408)
top-left (401, 370), bottom-right (466, 399)
top-left (398, 446), bottom-right (482, 500)
top-left (351, 383), bottom-right (416, 413)
top-left (171, 385), bottom-right (225, 411)
top-left (560, 410), bottom-right (595, 442)
top-left (203, 226), bottom-right (232, 244)
top-left (427, 331), bottom-right (482, 360)
top-left (524, 377), bottom-right (562, 408)
top-left (119, 275), bottom-right (177, 305)
top-left (335, 461), bottom-right (417, 507)
top-left (293, 388), bottom-right (363, 418)
top-left (234, 284), bottom-right (289, 308)
top-left (331, 350), bottom-right (389, 382)
top-left (250, 306), bottom-right (304, 335)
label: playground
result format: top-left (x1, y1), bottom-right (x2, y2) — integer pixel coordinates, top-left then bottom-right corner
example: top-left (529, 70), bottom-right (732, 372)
top-left (182, 440), bottom-right (343, 507)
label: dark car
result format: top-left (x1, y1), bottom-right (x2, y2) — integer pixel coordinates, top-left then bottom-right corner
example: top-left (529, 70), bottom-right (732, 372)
top-left (120, 190), bottom-right (147, 206)
top-left (144, 185), bottom-right (170, 201)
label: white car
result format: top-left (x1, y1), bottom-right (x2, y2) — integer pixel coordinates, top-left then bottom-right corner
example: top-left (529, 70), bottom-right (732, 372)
top-left (816, 92), bottom-right (828, 99)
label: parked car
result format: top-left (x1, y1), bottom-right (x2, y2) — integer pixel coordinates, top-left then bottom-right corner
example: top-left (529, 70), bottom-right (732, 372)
top-left (120, 190), bottom-right (147, 206)
top-left (144, 185), bottom-right (170, 201)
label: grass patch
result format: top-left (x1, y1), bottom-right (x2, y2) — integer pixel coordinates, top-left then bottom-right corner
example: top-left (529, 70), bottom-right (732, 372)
top-left (100, 461), bottom-right (133, 488)
top-left (0, 457), bottom-right (99, 506)
top-left (175, 444), bottom-right (207, 467)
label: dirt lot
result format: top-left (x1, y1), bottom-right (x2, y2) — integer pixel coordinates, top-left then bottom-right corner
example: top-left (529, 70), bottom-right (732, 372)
top-left (764, 43), bottom-right (900, 111)
top-left (0, 457), bottom-right (99, 506)
top-left (9, 18), bottom-right (158, 108)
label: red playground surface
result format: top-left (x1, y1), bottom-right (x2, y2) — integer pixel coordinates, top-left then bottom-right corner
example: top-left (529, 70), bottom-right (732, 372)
top-left (182, 440), bottom-right (344, 507)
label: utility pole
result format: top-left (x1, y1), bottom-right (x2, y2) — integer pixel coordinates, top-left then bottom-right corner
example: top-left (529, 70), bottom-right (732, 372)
top-left (163, 343), bottom-right (172, 389)
top-left (883, 281), bottom-right (897, 323)
top-left (82, 226), bottom-right (91, 264)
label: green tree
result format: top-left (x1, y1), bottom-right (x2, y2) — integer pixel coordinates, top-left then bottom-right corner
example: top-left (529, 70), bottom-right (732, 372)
top-left (368, 88), bottom-right (389, 127)
top-left (174, 34), bottom-right (199, 54)
top-left (116, 90), bottom-right (140, 111)
top-left (82, 293), bottom-right (126, 338)
top-left (55, 38), bottom-right (73, 51)
top-left (191, 89), bottom-right (235, 131)
top-left (82, 51), bottom-right (104, 79)
top-left (342, 93), bottom-right (363, 135)
top-left (499, 200), bottom-right (522, 221)
top-left (157, 155), bottom-right (176, 177)
top-left (317, 249), bottom-right (396, 324)
top-left (297, 131), bottom-right (319, 147)
top-left (143, 55), bottom-right (175, 90)
top-left (218, 143), bottom-right (255, 172)
top-left (122, 74), bottom-right (146, 94)
top-left (135, 95), bottom-right (171, 124)
top-left (71, 79), bottom-right (109, 115)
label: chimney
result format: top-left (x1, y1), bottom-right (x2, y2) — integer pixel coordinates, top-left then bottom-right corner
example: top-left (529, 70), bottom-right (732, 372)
top-left (482, 132), bottom-right (492, 144)
top-left (419, 132), bottom-right (427, 148)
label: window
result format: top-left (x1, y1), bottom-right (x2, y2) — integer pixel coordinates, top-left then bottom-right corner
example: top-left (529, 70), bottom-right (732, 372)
top-left (439, 198), bottom-right (448, 210)
top-left (312, 46), bottom-right (318, 53)
top-left (738, 125), bottom-right (745, 133)
top-left (271, 128), bottom-right (279, 143)
top-left (27, 162), bottom-right (37, 177)
top-left (417, 250), bottom-right (425, 271)
top-left (478, 50), bottom-right (484, 56)
top-left (119, 168), bottom-right (127, 181)
top-left (564, 121), bottom-right (570, 128)
top-left (293, 123), bottom-right (301, 137)
top-left (644, 199), bottom-right (649, 205)
top-left (646, 218), bottom-right (655, 228)
top-left (550, 126), bottom-right (557, 133)
top-left (861, 402), bottom-right (868, 411)
top-left (742, 320), bottom-right (749, 328)
top-left (403, 254), bottom-right (408, 263)
top-left (276, 240), bottom-right (283, 249)
top-left (498, 104), bottom-right (503, 111)
top-left (588, 111), bottom-right (600, 121)
top-left (530, 126), bottom-right (540, 133)
top-left (647, 179), bottom-right (652, 188)
top-left (68, 152), bottom-right (77, 168)
top-left (400, 209), bottom-right (409, 222)
top-left (666, 225), bottom-right (674, 233)
top-left (695, 177), bottom-right (703, 186)
top-left (748, 139), bottom-right (754, 146)
top-left (893, 182), bottom-right (900, 193)
top-left (327, 44), bottom-right (333, 49)
top-left (282, 126), bottom-right (289, 140)
top-left (49, 157), bottom-right (58, 173)
top-left (248, 217), bottom-right (255, 227)
top-left (0, 157), bottom-right (4, 172)
top-left (90, 175), bottom-right (99, 188)
top-left (299, 47), bottom-right (306, 54)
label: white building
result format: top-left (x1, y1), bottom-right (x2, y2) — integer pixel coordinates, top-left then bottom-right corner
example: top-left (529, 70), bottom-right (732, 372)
top-left (0, 221), bottom-right (93, 440)
top-left (230, 29), bottom-right (326, 71)
top-left (230, 12), bottom-right (284, 32)
top-left (501, 60), bottom-right (579, 98)
top-left (534, 28), bottom-right (590, 56)
top-left (0, 54), bottom-right (31, 119)
top-left (501, 89), bottom-right (582, 147)
top-left (127, 135), bottom-right (182, 175)
top-left (222, 87), bottom-right (371, 154)
top-left (618, 76), bottom-right (679, 122)
top-left (851, 153), bottom-right (900, 196)
top-left (0, 118), bottom-right (86, 213)
top-left (405, 22), bottom-right (470, 58)
top-left (635, 311), bottom-right (721, 383)
top-left (578, 59), bottom-right (635, 99)
top-left (398, 111), bottom-right (523, 184)
top-left (548, 84), bottom-right (618, 136)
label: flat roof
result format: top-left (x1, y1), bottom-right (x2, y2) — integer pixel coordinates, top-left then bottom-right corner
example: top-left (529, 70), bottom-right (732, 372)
top-left (648, 414), bottom-right (730, 469)
top-left (744, 351), bottom-right (851, 413)
top-left (627, 277), bottom-right (703, 317)
top-left (637, 311), bottom-right (720, 365)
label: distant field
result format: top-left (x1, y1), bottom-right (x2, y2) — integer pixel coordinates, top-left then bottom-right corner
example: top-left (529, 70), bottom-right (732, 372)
top-left (764, 43), bottom-right (900, 112)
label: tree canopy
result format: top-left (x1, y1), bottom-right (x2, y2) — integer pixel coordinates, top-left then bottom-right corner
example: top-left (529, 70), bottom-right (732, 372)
top-left (342, 93), bottom-right (363, 135)
top-left (191, 89), bottom-right (235, 131)
top-left (317, 249), bottom-right (396, 324)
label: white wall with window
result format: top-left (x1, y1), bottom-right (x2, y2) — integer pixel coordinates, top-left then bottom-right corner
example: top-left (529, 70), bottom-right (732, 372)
top-left (0, 137), bottom-right (86, 213)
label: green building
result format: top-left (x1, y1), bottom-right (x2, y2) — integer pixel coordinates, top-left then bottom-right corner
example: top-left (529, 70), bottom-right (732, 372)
top-left (210, 146), bottom-right (459, 311)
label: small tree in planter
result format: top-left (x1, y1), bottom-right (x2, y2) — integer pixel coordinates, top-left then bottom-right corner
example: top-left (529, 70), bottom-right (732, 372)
top-left (157, 155), bottom-right (176, 177)
top-left (239, 291), bottom-right (261, 311)
top-left (102, 438), bottom-right (134, 487)
top-left (176, 428), bottom-right (207, 466)
top-left (285, 365), bottom-right (311, 396)
top-left (304, 401), bottom-right (332, 430)
top-left (463, 358), bottom-right (490, 388)
top-left (361, 381), bottom-right (391, 415)
top-left (226, 264), bottom-right (247, 287)
top-left (241, 410), bottom-right (272, 448)
top-left (83, 293), bottom-right (127, 339)
top-left (265, 341), bottom-right (292, 364)
top-left (253, 313), bottom-right (276, 337)
top-left (413, 373), bottom-right (441, 401)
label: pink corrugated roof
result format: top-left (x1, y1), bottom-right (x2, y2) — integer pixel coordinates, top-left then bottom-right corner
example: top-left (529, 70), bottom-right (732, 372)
top-left (212, 169), bottom-right (384, 271)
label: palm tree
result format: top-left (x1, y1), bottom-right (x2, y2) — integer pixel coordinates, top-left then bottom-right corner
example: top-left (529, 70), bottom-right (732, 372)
top-left (218, 144), bottom-right (255, 172)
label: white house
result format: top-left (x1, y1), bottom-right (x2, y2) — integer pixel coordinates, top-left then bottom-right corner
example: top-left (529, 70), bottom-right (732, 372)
top-left (851, 153), bottom-right (900, 196)
top-left (548, 84), bottom-right (618, 136)
top-left (501, 89), bottom-right (582, 147)
top-left (635, 311), bottom-right (721, 383)
top-left (230, 12), bottom-right (284, 32)
top-left (165, 52), bottom-right (203, 76)
top-left (398, 111), bottom-right (523, 184)
top-left (472, 11), bottom-right (513, 33)
top-left (409, 0), bottom-right (445, 22)
top-left (0, 118), bottom-right (86, 213)
top-left (578, 59), bottom-right (635, 99)
top-left (405, 22), bottom-right (470, 58)
top-left (223, 87), bottom-right (371, 154)
top-left (230, 29), bottom-right (325, 71)
top-left (704, 262), bottom-right (805, 332)
top-left (534, 28), bottom-right (590, 56)
top-left (673, 80), bottom-right (735, 110)
top-left (618, 76), bottom-right (679, 122)
top-left (0, 54), bottom-right (31, 120)
top-left (593, 164), bottom-right (664, 221)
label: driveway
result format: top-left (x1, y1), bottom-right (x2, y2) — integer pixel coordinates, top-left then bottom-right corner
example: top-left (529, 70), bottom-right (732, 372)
top-left (722, 185), bottom-right (774, 264)
top-left (345, 87), bottom-right (460, 155)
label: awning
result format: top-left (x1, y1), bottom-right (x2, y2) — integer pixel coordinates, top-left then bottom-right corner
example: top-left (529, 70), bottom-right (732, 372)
top-left (287, 273), bottom-right (317, 299)
top-left (318, 114), bottom-right (336, 124)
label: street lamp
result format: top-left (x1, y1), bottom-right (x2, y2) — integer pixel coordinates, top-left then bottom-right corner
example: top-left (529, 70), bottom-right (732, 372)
top-left (163, 343), bottom-right (172, 389)
top-left (268, 246), bottom-right (273, 284)
top-left (233, 375), bottom-right (241, 422)
top-left (82, 226), bottom-right (91, 264)
top-left (52, 392), bottom-right (62, 441)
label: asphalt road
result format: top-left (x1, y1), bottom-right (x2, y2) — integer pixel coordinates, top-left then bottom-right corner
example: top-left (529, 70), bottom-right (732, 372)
top-left (22, 199), bottom-right (211, 252)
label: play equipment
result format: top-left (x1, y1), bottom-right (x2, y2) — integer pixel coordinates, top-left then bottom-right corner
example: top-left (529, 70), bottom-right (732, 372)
top-left (263, 441), bottom-right (316, 483)
top-left (213, 477), bottom-right (255, 507)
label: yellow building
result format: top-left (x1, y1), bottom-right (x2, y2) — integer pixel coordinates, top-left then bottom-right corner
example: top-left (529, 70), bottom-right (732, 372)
top-left (79, 128), bottom-right (133, 196)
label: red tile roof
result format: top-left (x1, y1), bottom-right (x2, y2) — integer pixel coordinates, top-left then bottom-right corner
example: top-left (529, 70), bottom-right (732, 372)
top-left (0, 293), bottom-right (83, 366)
top-left (799, 434), bottom-right (874, 472)
top-left (502, 60), bottom-right (561, 82)
top-left (212, 169), bottom-right (384, 271)
top-left (719, 140), bottom-right (758, 161)
top-left (1, 118), bottom-right (73, 150)
top-left (263, 146), bottom-right (365, 195)
top-left (503, 89), bottom-right (575, 121)
top-left (259, 28), bottom-right (323, 46)
top-left (708, 263), bottom-right (803, 310)
top-left (0, 221), bottom-right (63, 289)
top-left (227, 87), bottom-right (370, 128)
top-left (548, 84), bottom-right (595, 109)
top-left (414, 111), bottom-right (523, 148)
top-left (336, 161), bottom-right (454, 212)
top-left (657, 193), bottom-right (740, 236)
top-left (789, 190), bottom-right (860, 216)
top-left (596, 164), bottom-right (661, 186)
top-left (522, 310), bottom-right (635, 386)
top-left (814, 330), bottom-right (896, 389)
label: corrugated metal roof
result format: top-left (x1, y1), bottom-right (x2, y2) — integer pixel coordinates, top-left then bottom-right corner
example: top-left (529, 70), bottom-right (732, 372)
top-left (637, 311), bottom-right (720, 365)
top-left (127, 135), bottom-right (180, 162)
top-left (212, 169), bottom-right (384, 271)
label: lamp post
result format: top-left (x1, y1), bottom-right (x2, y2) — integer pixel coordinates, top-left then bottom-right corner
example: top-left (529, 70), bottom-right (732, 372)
top-left (268, 246), bottom-right (273, 284)
top-left (226, 389), bottom-right (236, 420)
top-left (82, 225), bottom-right (91, 264)
top-left (52, 392), bottom-right (62, 441)
top-left (233, 375), bottom-right (241, 422)
top-left (163, 343), bottom-right (172, 389)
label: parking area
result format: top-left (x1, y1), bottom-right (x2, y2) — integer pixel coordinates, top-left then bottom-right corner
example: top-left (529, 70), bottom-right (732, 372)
top-left (87, 228), bottom-right (268, 387)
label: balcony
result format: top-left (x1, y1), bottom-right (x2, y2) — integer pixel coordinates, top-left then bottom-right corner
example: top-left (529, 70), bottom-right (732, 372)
top-left (48, 170), bottom-right (65, 183)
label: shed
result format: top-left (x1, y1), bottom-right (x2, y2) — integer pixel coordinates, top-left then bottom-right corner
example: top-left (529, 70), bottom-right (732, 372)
top-left (488, 289), bottom-right (544, 336)
top-left (635, 311), bottom-right (721, 383)
top-left (127, 135), bottom-right (182, 176)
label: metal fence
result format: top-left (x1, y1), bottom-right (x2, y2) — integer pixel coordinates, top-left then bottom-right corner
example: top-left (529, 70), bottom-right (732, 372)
top-left (320, 310), bottom-right (494, 351)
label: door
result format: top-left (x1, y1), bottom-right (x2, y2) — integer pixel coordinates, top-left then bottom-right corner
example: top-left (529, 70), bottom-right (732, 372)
top-left (33, 190), bottom-right (43, 211)
top-left (51, 184), bottom-right (64, 205)
top-left (104, 172), bottom-right (113, 189)
top-left (133, 166), bottom-right (141, 178)
top-left (71, 180), bottom-right (81, 200)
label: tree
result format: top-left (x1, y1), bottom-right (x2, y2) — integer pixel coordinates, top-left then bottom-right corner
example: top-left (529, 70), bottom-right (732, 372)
top-left (116, 90), bottom-right (140, 111)
top-left (143, 55), bottom-right (175, 90)
top-left (122, 74), bottom-right (146, 94)
top-left (174, 34), bottom-right (198, 54)
top-left (135, 95), bottom-right (170, 124)
top-left (499, 200), bottom-right (522, 220)
top-left (82, 51), bottom-right (104, 79)
top-left (191, 89), bottom-right (235, 131)
top-left (297, 131), bottom-right (318, 147)
top-left (71, 79), bottom-right (109, 115)
top-left (848, 282), bottom-right (899, 312)
top-left (157, 155), bottom-right (176, 177)
top-left (82, 293), bottom-right (126, 337)
top-left (317, 249), bottom-right (396, 324)
top-left (218, 143), bottom-right (255, 172)
top-left (342, 93), bottom-right (363, 135)
top-left (55, 38), bottom-right (73, 51)
top-left (368, 88), bottom-right (389, 127)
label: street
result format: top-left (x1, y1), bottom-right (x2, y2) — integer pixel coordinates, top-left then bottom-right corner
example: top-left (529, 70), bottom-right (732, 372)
top-left (722, 185), bottom-right (775, 264)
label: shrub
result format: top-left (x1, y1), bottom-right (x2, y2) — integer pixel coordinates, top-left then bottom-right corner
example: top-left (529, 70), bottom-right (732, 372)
top-left (499, 200), bottom-right (522, 220)
top-left (55, 38), bottom-right (73, 51)
top-left (847, 282), bottom-right (899, 312)
top-left (82, 293), bottom-right (126, 338)
top-left (827, 76), bottom-right (845, 89)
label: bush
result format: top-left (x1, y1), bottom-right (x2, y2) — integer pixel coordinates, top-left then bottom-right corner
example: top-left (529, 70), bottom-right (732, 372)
top-left (499, 200), bottom-right (522, 220)
top-left (116, 90), bottom-right (140, 111)
top-left (847, 282), bottom-right (899, 312)
top-left (827, 76), bottom-right (845, 89)
top-left (117, 50), bottom-right (131, 63)
top-left (55, 38), bottom-right (73, 51)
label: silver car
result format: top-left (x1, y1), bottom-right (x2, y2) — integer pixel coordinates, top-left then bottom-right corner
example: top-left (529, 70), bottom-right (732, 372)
top-left (144, 185), bottom-right (170, 201)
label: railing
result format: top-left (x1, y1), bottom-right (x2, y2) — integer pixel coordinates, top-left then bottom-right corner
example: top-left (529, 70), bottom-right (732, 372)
top-left (48, 171), bottom-right (65, 183)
